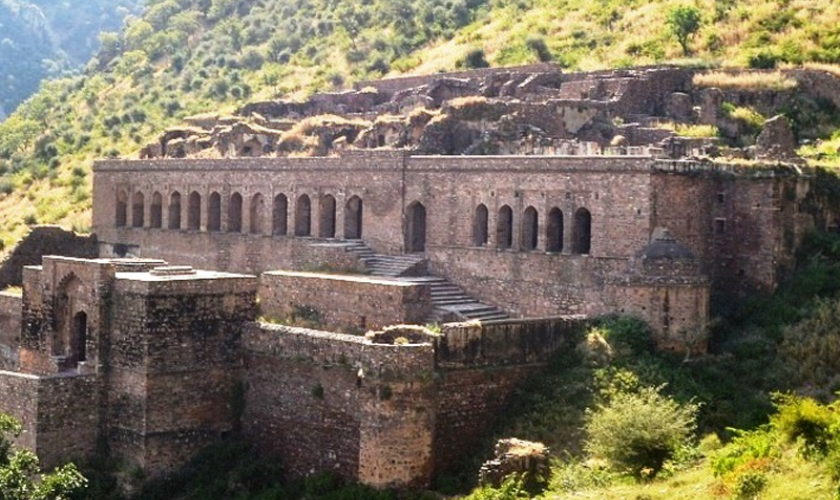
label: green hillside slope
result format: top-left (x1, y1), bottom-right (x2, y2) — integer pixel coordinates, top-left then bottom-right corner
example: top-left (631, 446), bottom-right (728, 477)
top-left (1, 0), bottom-right (840, 248)
top-left (0, 0), bottom-right (143, 117)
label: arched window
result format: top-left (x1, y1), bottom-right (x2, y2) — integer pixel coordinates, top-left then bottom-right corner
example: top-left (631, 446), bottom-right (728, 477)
top-left (473, 204), bottom-right (488, 246)
top-left (497, 205), bottom-right (513, 249)
top-left (573, 207), bottom-right (592, 255)
top-left (229, 192), bottom-right (243, 233)
top-left (208, 192), bottom-right (221, 232)
top-left (250, 193), bottom-right (265, 234)
top-left (169, 191), bottom-right (182, 230)
top-left (150, 192), bottom-right (163, 229)
top-left (73, 311), bottom-right (87, 364)
top-left (319, 195), bottom-right (337, 238)
top-left (188, 191), bottom-right (201, 230)
top-left (273, 194), bottom-right (288, 235)
top-left (521, 206), bottom-right (538, 251)
top-left (406, 201), bottom-right (426, 253)
top-left (132, 192), bottom-right (145, 228)
top-left (295, 194), bottom-right (311, 236)
top-left (344, 196), bottom-right (363, 239)
top-left (116, 190), bottom-right (128, 227)
top-left (547, 207), bottom-right (563, 252)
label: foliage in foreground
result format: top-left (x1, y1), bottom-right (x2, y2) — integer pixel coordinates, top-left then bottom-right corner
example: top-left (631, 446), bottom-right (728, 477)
top-left (0, 414), bottom-right (87, 500)
top-left (584, 386), bottom-right (698, 478)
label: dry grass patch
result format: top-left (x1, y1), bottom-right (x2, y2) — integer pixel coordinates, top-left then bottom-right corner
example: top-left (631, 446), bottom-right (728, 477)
top-left (693, 71), bottom-right (798, 91)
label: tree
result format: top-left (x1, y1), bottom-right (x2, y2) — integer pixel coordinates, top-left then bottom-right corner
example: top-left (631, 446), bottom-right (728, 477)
top-left (666, 5), bottom-right (702, 56)
top-left (0, 414), bottom-right (87, 499)
top-left (585, 386), bottom-right (698, 477)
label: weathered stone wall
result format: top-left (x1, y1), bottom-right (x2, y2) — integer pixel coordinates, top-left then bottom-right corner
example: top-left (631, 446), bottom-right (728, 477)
top-left (35, 374), bottom-right (100, 468)
top-left (0, 371), bottom-right (39, 452)
top-left (432, 317), bottom-right (585, 475)
top-left (650, 162), bottom-right (803, 299)
top-left (93, 153), bottom-right (407, 260)
top-left (19, 257), bottom-right (116, 375)
top-left (354, 63), bottom-right (560, 95)
top-left (0, 293), bottom-right (21, 371)
top-left (0, 371), bottom-right (98, 469)
top-left (259, 271), bottom-right (431, 332)
top-left (607, 283), bottom-right (709, 352)
top-left (0, 227), bottom-right (97, 289)
top-left (109, 270), bottom-right (257, 474)
top-left (242, 323), bottom-right (436, 487)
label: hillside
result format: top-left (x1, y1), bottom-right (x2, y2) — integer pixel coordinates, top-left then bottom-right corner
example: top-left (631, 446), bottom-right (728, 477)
top-left (1, 0), bottom-right (840, 248)
top-left (0, 0), bottom-right (143, 118)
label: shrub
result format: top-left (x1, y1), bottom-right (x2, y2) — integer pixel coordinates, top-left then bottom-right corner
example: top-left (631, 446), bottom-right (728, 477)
top-left (525, 35), bottom-right (552, 62)
top-left (780, 298), bottom-right (840, 393)
top-left (771, 393), bottom-right (839, 458)
top-left (461, 47), bottom-right (490, 69)
top-left (584, 386), bottom-right (699, 477)
top-left (748, 51), bottom-right (779, 69)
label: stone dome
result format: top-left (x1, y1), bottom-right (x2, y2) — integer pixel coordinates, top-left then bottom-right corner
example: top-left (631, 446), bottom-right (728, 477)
top-left (637, 228), bottom-right (696, 260)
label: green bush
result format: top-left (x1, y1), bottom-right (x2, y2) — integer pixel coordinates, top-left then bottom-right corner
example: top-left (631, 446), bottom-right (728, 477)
top-left (460, 47), bottom-right (490, 69)
top-left (584, 386), bottom-right (699, 477)
top-left (771, 393), bottom-right (839, 458)
top-left (710, 428), bottom-right (777, 478)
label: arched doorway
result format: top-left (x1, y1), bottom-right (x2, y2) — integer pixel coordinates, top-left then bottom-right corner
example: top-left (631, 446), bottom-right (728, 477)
top-left (405, 201), bottom-right (426, 253)
top-left (150, 192), bottom-right (163, 228)
top-left (188, 191), bottom-right (201, 230)
top-left (229, 192), bottom-right (243, 233)
top-left (169, 191), bottom-right (182, 230)
top-left (547, 207), bottom-right (563, 252)
top-left (473, 204), bottom-right (488, 246)
top-left (273, 194), bottom-right (288, 235)
top-left (250, 193), bottom-right (265, 234)
top-left (116, 190), bottom-right (128, 227)
top-left (319, 195), bottom-right (336, 238)
top-left (295, 194), bottom-right (311, 236)
top-left (344, 196), bottom-right (363, 239)
top-left (521, 206), bottom-right (538, 251)
top-left (573, 207), bottom-right (592, 255)
top-left (208, 192), bottom-right (222, 232)
top-left (132, 192), bottom-right (145, 228)
top-left (497, 205), bottom-right (513, 249)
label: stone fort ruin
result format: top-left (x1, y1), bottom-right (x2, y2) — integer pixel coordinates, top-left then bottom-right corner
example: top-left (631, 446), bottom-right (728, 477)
top-left (0, 63), bottom-right (836, 487)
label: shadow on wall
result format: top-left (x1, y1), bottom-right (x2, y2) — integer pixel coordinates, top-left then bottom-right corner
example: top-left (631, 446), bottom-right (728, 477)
top-left (0, 227), bottom-right (98, 289)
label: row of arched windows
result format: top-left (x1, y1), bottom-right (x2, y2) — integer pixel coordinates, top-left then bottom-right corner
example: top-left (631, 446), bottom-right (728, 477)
top-left (472, 204), bottom-right (591, 254)
top-left (116, 190), bottom-right (364, 239)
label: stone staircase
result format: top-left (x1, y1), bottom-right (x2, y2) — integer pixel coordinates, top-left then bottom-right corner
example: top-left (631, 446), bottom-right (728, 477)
top-left (341, 241), bottom-right (509, 323)
top-left (342, 241), bottom-right (426, 277)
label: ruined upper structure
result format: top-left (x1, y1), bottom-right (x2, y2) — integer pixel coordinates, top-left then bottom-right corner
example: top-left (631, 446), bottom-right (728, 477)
top-left (136, 63), bottom-right (840, 164)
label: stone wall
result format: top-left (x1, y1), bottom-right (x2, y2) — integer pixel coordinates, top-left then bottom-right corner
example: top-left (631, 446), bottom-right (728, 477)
top-left (109, 269), bottom-right (257, 474)
top-left (35, 374), bottom-right (100, 468)
top-left (650, 162), bottom-right (803, 299)
top-left (0, 292), bottom-right (21, 371)
top-left (242, 323), bottom-right (436, 488)
top-left (432, 317), bottom-right (585, 475)
top-left (0, 227), bottom-right (97, 289)
top-left (93, 153), bottom-right (408, 259)
top-left (354, 63), bottom-right (560, 95)
top-left (259, 271), bottom-right (431, 332)
top-left (0, 371), bottom-right (39, 452)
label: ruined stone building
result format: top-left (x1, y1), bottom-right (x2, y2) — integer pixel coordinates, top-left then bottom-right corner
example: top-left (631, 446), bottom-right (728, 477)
top-left (0, 64), bottom-right (836, 487)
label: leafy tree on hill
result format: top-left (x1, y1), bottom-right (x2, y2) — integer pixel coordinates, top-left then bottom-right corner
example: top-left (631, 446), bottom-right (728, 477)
top-left (666, 5), bottom-right (703, 56)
